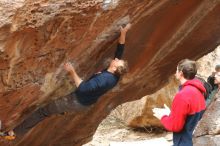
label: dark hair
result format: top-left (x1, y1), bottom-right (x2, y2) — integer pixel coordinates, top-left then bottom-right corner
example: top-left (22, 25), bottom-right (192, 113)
top-left (115, 60), bottom-right (128, 76)
top-left (177, 59), bottom-right (197, 80)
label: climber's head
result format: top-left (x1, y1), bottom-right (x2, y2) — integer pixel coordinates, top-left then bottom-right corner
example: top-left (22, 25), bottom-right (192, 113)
top-left (108, 58), bottom-right (128, 76)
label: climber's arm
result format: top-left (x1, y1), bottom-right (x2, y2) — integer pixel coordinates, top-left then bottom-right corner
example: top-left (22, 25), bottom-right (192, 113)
top-left (64, 62), bottom-right (82, 87)
top-left (114, 23), bottom-right (131, 59)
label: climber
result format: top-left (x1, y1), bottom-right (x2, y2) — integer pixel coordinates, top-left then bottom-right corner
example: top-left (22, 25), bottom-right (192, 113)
top-left (152, 59), bottom-right (206, 146)
top-left (0, 23), bottom-right (131, 140)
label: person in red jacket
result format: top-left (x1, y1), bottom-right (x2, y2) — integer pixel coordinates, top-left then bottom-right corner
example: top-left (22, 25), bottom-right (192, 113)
top-left (153, 59), bottom-right (206, 146)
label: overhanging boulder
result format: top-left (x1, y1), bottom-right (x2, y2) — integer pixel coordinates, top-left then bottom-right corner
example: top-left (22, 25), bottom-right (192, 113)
top-left (0, 0), bottom-right (220, 145)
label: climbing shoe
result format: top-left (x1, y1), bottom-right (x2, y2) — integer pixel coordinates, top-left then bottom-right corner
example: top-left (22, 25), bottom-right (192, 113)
top-left (0, 131), bottom-right (16, 140)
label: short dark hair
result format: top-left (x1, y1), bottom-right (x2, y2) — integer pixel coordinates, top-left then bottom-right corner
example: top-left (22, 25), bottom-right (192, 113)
top-left (177, 59), bottom-right (197, 80)
top-left (115, 60), bottom-right (128, 76)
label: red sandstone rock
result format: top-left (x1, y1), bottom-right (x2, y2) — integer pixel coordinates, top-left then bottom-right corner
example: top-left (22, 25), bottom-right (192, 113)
top-left (0, 0), bottom-right (220, 145)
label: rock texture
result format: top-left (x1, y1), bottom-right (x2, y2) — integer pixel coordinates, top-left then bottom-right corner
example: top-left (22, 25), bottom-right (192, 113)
top-left (0, 0), bottom-right (220, 146)
top-left (109, 76), bottom-right (178, 128)
top-left (193, 46), bottom-right (220, 146)
top-left (193, 89), bottom-right (220, 146)
top-left (192, 46), bottom-right (220, 145)
top-left (197, 46), bottom-right (220, 78)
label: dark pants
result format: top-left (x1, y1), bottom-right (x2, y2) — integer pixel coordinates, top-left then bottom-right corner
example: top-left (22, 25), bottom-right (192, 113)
top-left (14, 92), bottom-right (87, 136)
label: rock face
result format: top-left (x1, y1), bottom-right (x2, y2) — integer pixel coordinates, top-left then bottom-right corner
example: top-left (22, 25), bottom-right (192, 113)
top-left (193, 76), bottom-right (220, 146)
top-left (0, 0), bottom-right (220, 146)
top-left (193, 46), bottom-right (220, 145)
top-left (109, 76), bottom-right (178, 128)
top-left (192, 46), bottom-right (220, 145)
top-left (193, 91), bottom-right (220, 146)
top-left (197, 46), bottom-right (220, 78)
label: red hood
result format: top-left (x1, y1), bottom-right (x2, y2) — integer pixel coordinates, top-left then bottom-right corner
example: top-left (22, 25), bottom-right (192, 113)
top-left (182, 79), bottom-right (206, 93)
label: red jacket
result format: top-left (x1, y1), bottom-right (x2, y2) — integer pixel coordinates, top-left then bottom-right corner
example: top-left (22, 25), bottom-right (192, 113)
top-left (161, 79), bottom-right (206, 132)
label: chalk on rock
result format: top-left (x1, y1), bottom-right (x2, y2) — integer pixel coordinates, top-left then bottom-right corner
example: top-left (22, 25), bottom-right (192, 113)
top-left (102, 0), bottom-right (119, 11)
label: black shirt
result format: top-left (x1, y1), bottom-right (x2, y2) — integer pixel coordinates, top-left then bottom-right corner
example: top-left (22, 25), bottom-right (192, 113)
top-left (75, 43), bottom-right (124, 105)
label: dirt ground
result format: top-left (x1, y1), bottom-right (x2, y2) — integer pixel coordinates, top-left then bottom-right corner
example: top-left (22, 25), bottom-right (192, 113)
top-left (83, 116), bottom-right (173, 146)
